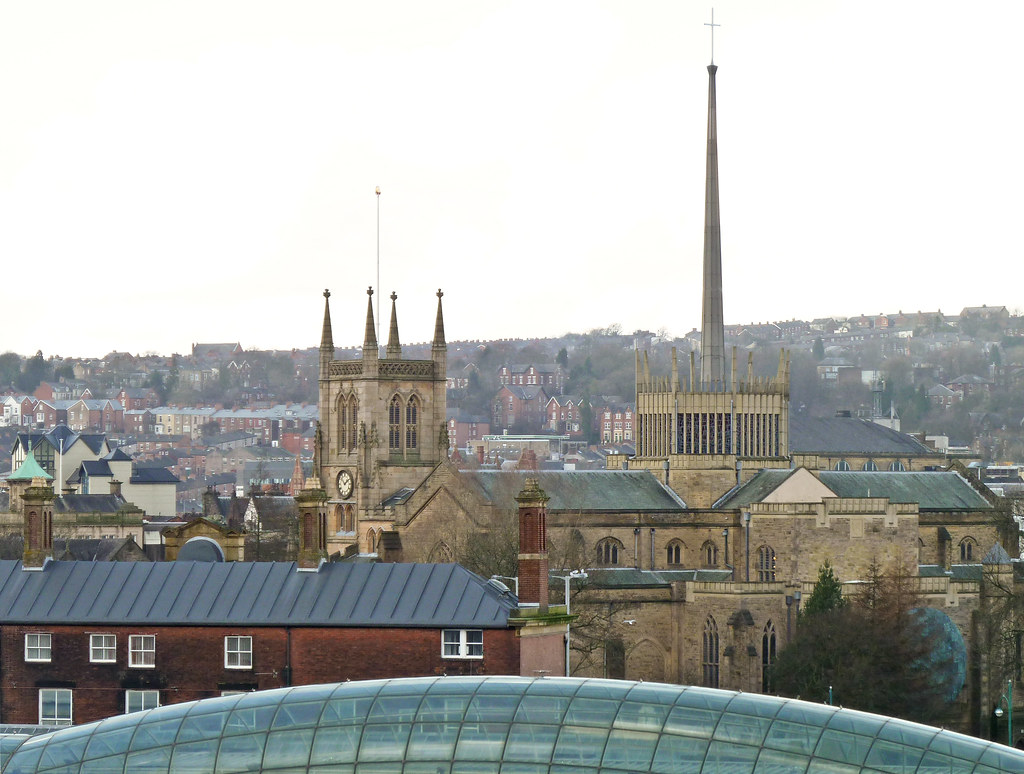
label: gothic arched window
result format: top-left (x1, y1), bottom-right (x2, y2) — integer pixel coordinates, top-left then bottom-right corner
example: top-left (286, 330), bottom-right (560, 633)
top-left (348, 396), bottom-right (358, 450)
top-left (429, 541), bottom-right (454, 563)
top-left (596, 538), bottom-right (622, 566)
top-left (762, 620), bottom-right (777, 693)
top-left (388, 396), bottom-right (402, 451)
top-left (959, 537), bottom-right (976, 562)
top-left (666, 540), bottom-right (685, 566)
top-left (406, 396), bottom-right (419, 450)
top-left (701, 540), bottom-right (719, 568)
top-left (757, 546), bottom-right (777, 582)
top-left (702, 616), bottom-right (720, 688)
top-left (338, 398), bottom-right (348, 452)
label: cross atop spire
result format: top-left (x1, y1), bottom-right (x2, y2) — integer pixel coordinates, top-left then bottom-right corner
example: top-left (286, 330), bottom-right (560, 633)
top-left (705, 8), bottom-right (720, 65)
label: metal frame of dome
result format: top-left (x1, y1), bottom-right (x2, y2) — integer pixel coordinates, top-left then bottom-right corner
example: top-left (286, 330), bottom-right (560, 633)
top-left (4, 676), bottom-right (1024, 773)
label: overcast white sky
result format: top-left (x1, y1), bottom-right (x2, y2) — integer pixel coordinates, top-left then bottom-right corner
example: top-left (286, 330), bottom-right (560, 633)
top-left (2, 1), bottom-right (1022, 358)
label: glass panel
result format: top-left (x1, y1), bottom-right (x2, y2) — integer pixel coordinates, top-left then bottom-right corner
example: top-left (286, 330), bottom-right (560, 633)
top-left (39, 737), bottom-right (88, 769)
top-left (451, 763), bottom-right (499, 774)
top-left (170, 739), bottom-right (219, 773)
top-left (703, 740), bottom-right (759, 773)
top-left (264, 727), bottom-right (314, 769)
top-left (499, 764), bottom-right (547, 774)
top-left (552, 725), bottom-right (607, 767)
top-left (368, 695), bottom-right (423, 723)
top-left (84, 727), bottom-right (135, 760)
top-left (416, 695), bottom-right (471, 723)
top-left (404, 764), bottom-right (450, 774)
top-left (513, 695), bottom-right (570, 725)
top-left (564, 698), bottom-right (619, 728)
top-left (863, 738), bottom-right (923, 773)
top-left (727, 694), bottom-right (784, 719)
top-left (215, 733), bottom-right (266, 773)
top-left (978, 746), bottom-right (1024, 770)
top-left (355, 764), bottom-right (404, 774)
top-left (713, 712), bottom-right (772, 746)
top-left (826, 711), bottom-right (885, 737)
top-left (763, 719), bottom-right (823, 756)
top-left (80, 753), bottom-right (126, 773)
top-left (806, 760), bottom-right (860, 774)
top-left (775, 703), bottom-right (838, 728)
top-left (130, 718), bottom-right (185, 751)
top-left (224, 705), bottom-right (277, 736)
top-left (311, 725), bottom-right (362, 765)
top-left (573, 681), bottom-right (631, 702)
top-left (613, 701), bottom-right (669, 732)
top-left (474, 678), bottom-right (531, 696)
top-left (125, 746), bottom-right (171, 773)
top-left (916, 750), bottom-right (975, 774)
top-left (454, 723), bottom-right (509, 761)
top-left (815, 729), bottom-right (873, 766)
top-left (466, 695), bottom-right (519, 723)
top-left (624, 683), bottom-right (683, 706)
top-left (504, 724), bottom-right (559, 763)
top-left (663, 705), bottom-right (719, 738)
top-left (406, 723), bottom-right (460, 761)
top-left (273, 701), bottom-right (325, 729)
top-left (674, 687), bottom-right (732, 711)
top-left (926, 733), bottom-right (988, 761)
top-left (358, 723), bottom-right (411, 762)
top-left (651, 734), bottom-right (708, 774)
top-left (876, 721), bottom-right (937, 749)
top-left (4, 747), bottom-right (44, 773)
top-left (753, 747), bottom-right (810, 774)
top-left (177, 712), bottom-right (227, 743)
top-left (600, 729), bottom-right (657, 770)
top-left (324, 697), bottom-right (375, 726)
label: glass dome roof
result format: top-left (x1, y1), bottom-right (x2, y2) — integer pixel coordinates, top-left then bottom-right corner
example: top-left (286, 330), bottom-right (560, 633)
top-left (4, 676), bottom-right (1023, 773)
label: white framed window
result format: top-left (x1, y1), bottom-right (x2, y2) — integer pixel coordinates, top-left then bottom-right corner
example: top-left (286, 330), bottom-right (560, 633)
top-left (126, 690), bottom-right (160, 714)
top-left (25, 633), bottom-right (51, 662)
top-left (225, 635), bottom-right (253, 669)
top-left (442, 629), bottom-right (483, 659)
top-left (39, 688), bottom-right (72, 726)
top-left (129, 635), bottom-right (155, 668)
top-left (90, 633), bottom-right (116, 663)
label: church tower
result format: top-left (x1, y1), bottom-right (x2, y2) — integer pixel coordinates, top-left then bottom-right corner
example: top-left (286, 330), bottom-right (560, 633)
top-left (317, 287), bottom-right (448, 556)
top-left (631, 60), bottom-right (790, 508)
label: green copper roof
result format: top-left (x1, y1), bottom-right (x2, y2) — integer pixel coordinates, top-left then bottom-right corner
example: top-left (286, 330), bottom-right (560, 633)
top-left (7, 450), bottom-right (52, 482)
top-left (717, 469), bottom-right (991, 511)
top-left (464, 470), bottom-right (687, 512)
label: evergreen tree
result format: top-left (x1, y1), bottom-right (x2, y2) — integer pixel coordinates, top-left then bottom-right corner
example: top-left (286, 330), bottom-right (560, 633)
top-left (801, 560), bottom-right (845, 617)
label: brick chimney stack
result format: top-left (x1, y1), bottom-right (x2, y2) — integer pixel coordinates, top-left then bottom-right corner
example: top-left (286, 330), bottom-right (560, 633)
top-left (23, 478), bottom-right (55, 569)
top-left (515, 478), bottom-right (549, 612)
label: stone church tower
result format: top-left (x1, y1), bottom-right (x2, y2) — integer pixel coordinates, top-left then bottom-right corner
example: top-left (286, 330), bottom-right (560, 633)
top-left (317, 287), bottom-right (448, 556)
top-left (631, 63), bottom-right (790, 508)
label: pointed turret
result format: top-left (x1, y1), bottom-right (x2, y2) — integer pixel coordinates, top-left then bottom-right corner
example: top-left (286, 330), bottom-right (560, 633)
top-left (700, 63), bottom-right (726, 387)
top-left (362, 286), bottom-right (378, 362)
top-left (319, 289), bottom-right (334, 379)
top-left (386, 292), bottom-right (402, 359)
top-left (431, 289), bottom-right (447, 374)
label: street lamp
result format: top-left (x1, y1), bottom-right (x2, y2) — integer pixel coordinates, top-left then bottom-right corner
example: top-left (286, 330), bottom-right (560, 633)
top-left (553, 570), bottom-right (588, 676)
top-left (994, 679), bottom-right (1013, 746)
top-left (490, 575), bottom-right (519, 597)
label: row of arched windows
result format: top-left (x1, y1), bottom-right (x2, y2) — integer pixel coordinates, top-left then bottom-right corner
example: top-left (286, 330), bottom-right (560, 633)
top-left (700, 615), bottom-right (777, 691)
top-left (834, 459), bottom-right (906, 471)
top-left (595, 537), bottom-right (778, 574)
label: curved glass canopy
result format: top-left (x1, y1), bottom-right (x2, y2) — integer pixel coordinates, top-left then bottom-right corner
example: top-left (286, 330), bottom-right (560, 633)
top-left (4, 676), bottom-right (1024, 773)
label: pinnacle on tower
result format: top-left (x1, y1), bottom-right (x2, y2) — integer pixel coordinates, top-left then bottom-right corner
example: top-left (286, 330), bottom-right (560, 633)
top-left (432, 289), bottom-right (446, 349)
top-left (386, 292), bottom-right (402, 359)
top-left (700, 63), bottom-right (726, 387)
top-left (319, 289), bottom-right (334, 379)
top-left (363, 286), bottom-right (378, 358)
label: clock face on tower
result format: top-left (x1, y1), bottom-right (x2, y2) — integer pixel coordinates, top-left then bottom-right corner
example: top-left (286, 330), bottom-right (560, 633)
top-left (337, 470), bottom-right (354, 499)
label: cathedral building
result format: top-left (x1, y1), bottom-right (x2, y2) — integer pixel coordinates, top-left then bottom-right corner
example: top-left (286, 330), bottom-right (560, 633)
top-left (316, 287), bottom-right (448, 556)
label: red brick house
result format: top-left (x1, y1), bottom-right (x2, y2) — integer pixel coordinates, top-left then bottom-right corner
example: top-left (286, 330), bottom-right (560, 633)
top-left (545, 395), bottom-right (585, 436)
top-left (117, 387), bottom-right (160, 411)
top-left (447, 413), bottom-right (490, 451)
top-left (498, 363), bottom-right (565, 392)
top-left (492, 385), bottom-right (549, 434)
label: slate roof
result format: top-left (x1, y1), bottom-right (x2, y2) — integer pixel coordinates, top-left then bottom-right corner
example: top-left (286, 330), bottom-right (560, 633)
top-left (577, 568), bottom-right (732, 588)
top-left (716, 469), bottom-right (992, 511)
top-left (789, 415), bottom-right (936, 455)
top-left (131, 468), bottom-right (179, 485)
top-left (462, 470), bottom-right (686, 512)
top-left (53, 494), bottom-right (135, 514)
top-left (0, 561), bottom-right (514, 628)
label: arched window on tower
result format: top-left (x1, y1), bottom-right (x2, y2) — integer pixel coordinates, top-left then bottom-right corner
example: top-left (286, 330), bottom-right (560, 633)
top-left (388, 396), bottom-right (402, 451)
top-left (701, 540), bottom-right (719, 568)
top-left (348, 396), bottom-right (358, 450)
top-left (406, 396), bottom-right (419, 451)
top-left (702, 616), bottom-right (719, 688)
top-left (762, 620), bottom-right (777, 693)
top-left (666, 539), bottom-right (685, 567)
top-left (757, 546), bottom-right (777, 582)
top-left (338, 399), bottom-right (348, 452)
top-left (596, 537), bottom-right (622, 566)
top-left (959, 536), bottom-right (977, 562)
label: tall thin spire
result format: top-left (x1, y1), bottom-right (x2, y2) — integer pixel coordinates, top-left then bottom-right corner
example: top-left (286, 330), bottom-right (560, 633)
top-left (319, 289), bottom-right (334, 379)
top-left (699, 62), bottom-right (726, 387)
top-left (432, 289), bottom-right (446, 374)
top-left (363, 286), bottom-right (378, 357)
top-left (432, 289), bottom-right (446, 349)
top-left (386, 292), bottom-right (402, 359)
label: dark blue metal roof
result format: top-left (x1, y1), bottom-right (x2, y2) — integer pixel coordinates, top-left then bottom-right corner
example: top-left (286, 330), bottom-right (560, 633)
top-left (0, 561), bottom-right (514, 628)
